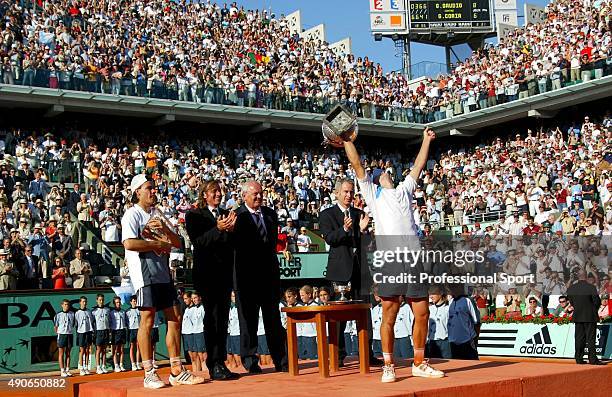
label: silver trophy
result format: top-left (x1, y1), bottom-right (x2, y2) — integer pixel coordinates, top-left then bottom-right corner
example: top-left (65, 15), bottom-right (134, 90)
top-left (332, 281), bottom-right (352, 302)
top-left (321, 104), bottom-right (359, 148)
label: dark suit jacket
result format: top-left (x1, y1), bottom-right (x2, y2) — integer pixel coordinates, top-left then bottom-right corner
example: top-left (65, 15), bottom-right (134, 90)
top-left (185, 206), bottom-right (234, 292)
top-left (53, 235), bottom-right (73, 262)
top-left (233, 204), bottom-right (280, 294)
top-left (16, 169), bottom-right (34, 184)
top-left (319, 205), bottom-right (363, 283)
top-left (68, 191), bottom-right (81, 213)
top-left (567, 280), bottom-right (601, 323)
top-left (22, 254), bottom-right (39, 279)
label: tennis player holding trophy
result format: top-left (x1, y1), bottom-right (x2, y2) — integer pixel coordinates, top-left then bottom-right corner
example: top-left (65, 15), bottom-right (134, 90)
top-left (324, 105), bottom-right (444, 383)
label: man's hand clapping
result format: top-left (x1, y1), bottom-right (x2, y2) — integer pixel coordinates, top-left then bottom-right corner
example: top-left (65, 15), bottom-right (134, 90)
top-left (343, 214), bottom-right (352, 233)
top-left (216, 210), bottom-right (237, 232)
top-left (359, 213), bottom-right (370, 232)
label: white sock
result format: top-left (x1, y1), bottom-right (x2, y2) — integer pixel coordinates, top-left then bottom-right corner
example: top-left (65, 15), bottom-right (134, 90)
top-left (382, 352), bottom-right (393, 364)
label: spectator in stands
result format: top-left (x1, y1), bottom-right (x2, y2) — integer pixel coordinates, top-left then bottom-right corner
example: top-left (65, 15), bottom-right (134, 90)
top-left (525, 297), bottom-right (543, 316)
top-left (0, 248), bottom-right (18, 290)
top-left (552, 295), bottom-right (574, 317)
top-left (281, 219), bottom-right (297, 253)
top-left (22, 244), bottom-right (39, 289)
top-left (504, 287), bottom-right (522, 317)
top-left (296, 227), bottom-right (311, 253)
top-left (51, 257), bottom-right (68, 290)
top-left (54, 224), bottom-right (74, 262)
top-left (598, 296), bottom-right (610, 319)
top-left (70, 248), bottom-right (93, 289)
top-left (0, 0), bottom-right (608, 124)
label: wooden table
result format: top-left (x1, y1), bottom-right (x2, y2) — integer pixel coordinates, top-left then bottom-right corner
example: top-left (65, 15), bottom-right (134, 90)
top-left (281, 303), bottom-right (370, 378)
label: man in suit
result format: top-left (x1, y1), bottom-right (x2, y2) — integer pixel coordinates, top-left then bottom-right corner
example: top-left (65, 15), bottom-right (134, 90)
top-left (67, 183), bottom-right (81, 215)
top-left (567, 268), bottom-right (604, 365)
top-left (16, 162), bottom-right (34, 185)
top-left (319, 177), bottom-right (382, 367)
top-left (233, 180), bottom-right (288, 373)
top-left (53, 225), bottom-right (74, 262)
top-left (69, 248), bottom-right (92, 288)
top-left (22, 244), bottom-right (40, 289)
top-left (185, 180), bottom-right (239, 380)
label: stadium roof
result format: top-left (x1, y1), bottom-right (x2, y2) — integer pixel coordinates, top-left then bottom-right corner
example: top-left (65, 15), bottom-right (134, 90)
top-left (0, 75), bottom-right (610, 139)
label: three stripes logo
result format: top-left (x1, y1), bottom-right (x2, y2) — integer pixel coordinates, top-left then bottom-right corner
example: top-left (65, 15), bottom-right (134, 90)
top-left (520, 326), bottom-right (557, 355)
top-left (477, 328), bottom-right (517, 350)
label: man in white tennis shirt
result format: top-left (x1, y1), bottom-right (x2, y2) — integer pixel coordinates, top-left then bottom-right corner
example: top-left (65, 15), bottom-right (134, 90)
top-left (343, 127), bottom-right (444, 383)
top-left (122, 174), bottom-right (205, 388)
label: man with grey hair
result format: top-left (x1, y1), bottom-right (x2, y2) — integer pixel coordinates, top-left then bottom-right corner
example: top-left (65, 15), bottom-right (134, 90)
top-left (232, 180), bottom-right (288, 373)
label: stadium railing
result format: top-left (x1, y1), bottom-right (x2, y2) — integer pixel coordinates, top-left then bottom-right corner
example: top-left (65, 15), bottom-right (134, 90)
top-left (6, 61), bottom-right (610, 124)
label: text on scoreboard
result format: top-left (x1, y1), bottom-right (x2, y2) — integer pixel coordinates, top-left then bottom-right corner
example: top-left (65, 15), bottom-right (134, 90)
top-left (408, 0), bottom-right (492, 29)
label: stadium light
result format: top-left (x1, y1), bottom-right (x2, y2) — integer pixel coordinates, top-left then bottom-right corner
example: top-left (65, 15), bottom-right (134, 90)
top-left (374, 33), bottom-right (383, 41)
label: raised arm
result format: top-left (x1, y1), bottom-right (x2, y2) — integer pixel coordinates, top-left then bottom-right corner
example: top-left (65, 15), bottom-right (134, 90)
top-left (409, 127), bottom-right (436, 182)
top-left (343, 141), bottom-right (365, 180)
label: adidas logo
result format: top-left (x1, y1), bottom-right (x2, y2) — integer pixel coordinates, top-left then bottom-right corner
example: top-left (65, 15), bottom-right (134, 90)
top-left (519, 326), bottom-right (557, 355)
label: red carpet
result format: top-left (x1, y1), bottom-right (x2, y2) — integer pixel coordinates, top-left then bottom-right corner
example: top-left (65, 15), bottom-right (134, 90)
top-left (75, 359), bottom-right (611, 397)
top-left (2, 359), bottom-right (610, 397)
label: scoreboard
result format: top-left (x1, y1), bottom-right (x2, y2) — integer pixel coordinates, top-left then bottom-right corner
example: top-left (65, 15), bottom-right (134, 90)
top-left (408, 0), bottom-right (492, 30)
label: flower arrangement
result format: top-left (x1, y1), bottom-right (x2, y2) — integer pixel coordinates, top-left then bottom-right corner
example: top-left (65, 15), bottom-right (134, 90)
top-left (481, 313), bottom-right (573, 325)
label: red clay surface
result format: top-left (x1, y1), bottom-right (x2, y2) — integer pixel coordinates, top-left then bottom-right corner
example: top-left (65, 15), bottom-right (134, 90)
top-left (1, 358), bottom-right (610, 397)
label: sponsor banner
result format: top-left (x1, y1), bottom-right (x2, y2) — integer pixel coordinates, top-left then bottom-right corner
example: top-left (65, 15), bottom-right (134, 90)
top-left (285, 10), bottom-right (302, 36)
top-left (278, 253), bottom-right (327, 279)
top-left (370, 12), bottom-right (407, 32)
top-left (524, 3), bottom-right (547, 25)
top-left (563, 323), bottom-right (611, 359)
top-left (494, 0), bottom-right (517, 10)
top-left (478, 323), bottom-right (612, 359)
top-left (370, 0), bottom-right (405, 12)
top-left (0, 289), bottom-right (170, 373)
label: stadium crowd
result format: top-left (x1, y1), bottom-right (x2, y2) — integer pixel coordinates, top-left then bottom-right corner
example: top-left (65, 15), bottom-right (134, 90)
top-left (0, 112), bottom-right (609, 355)
top-left (0, 0), bottom-right (609, 122)
top-left (0, 110), bottom-right (610, 294)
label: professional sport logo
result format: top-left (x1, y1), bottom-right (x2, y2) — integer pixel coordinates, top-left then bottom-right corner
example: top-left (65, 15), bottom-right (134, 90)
top-left (520, 326), bottom-right (557, 355)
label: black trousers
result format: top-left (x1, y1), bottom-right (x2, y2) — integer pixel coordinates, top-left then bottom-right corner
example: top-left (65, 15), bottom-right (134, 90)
top-left (574, 322), bottom-right (597, 362)
top-left (450, 340), bottom-right (479, 360)
top-left (201, 286), bottom-right (232, 370)
top-left (235, 288), bottom-right (288, 369)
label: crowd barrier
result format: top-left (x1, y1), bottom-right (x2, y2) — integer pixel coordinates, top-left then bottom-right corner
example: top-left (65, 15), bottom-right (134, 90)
top-left (5, 64), bottom-right (610, 124)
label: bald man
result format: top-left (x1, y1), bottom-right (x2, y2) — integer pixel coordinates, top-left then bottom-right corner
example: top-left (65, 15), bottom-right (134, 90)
top-left (233, 180), bottom-right (288, 373)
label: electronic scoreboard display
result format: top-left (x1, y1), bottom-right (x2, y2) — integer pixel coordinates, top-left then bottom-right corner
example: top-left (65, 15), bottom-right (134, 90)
top-left (408, 0), bottom-right (492, 30)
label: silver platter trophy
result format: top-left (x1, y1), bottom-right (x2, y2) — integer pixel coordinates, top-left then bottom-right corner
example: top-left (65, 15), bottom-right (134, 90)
top-left (321, 104), bottom-right (359, 148)
top-left (328, 281), bottom-right (363, 305)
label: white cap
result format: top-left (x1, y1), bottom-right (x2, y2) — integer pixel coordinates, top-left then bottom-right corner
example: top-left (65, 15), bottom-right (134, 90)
top-left (130, 174), bottom-right (149, 193)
